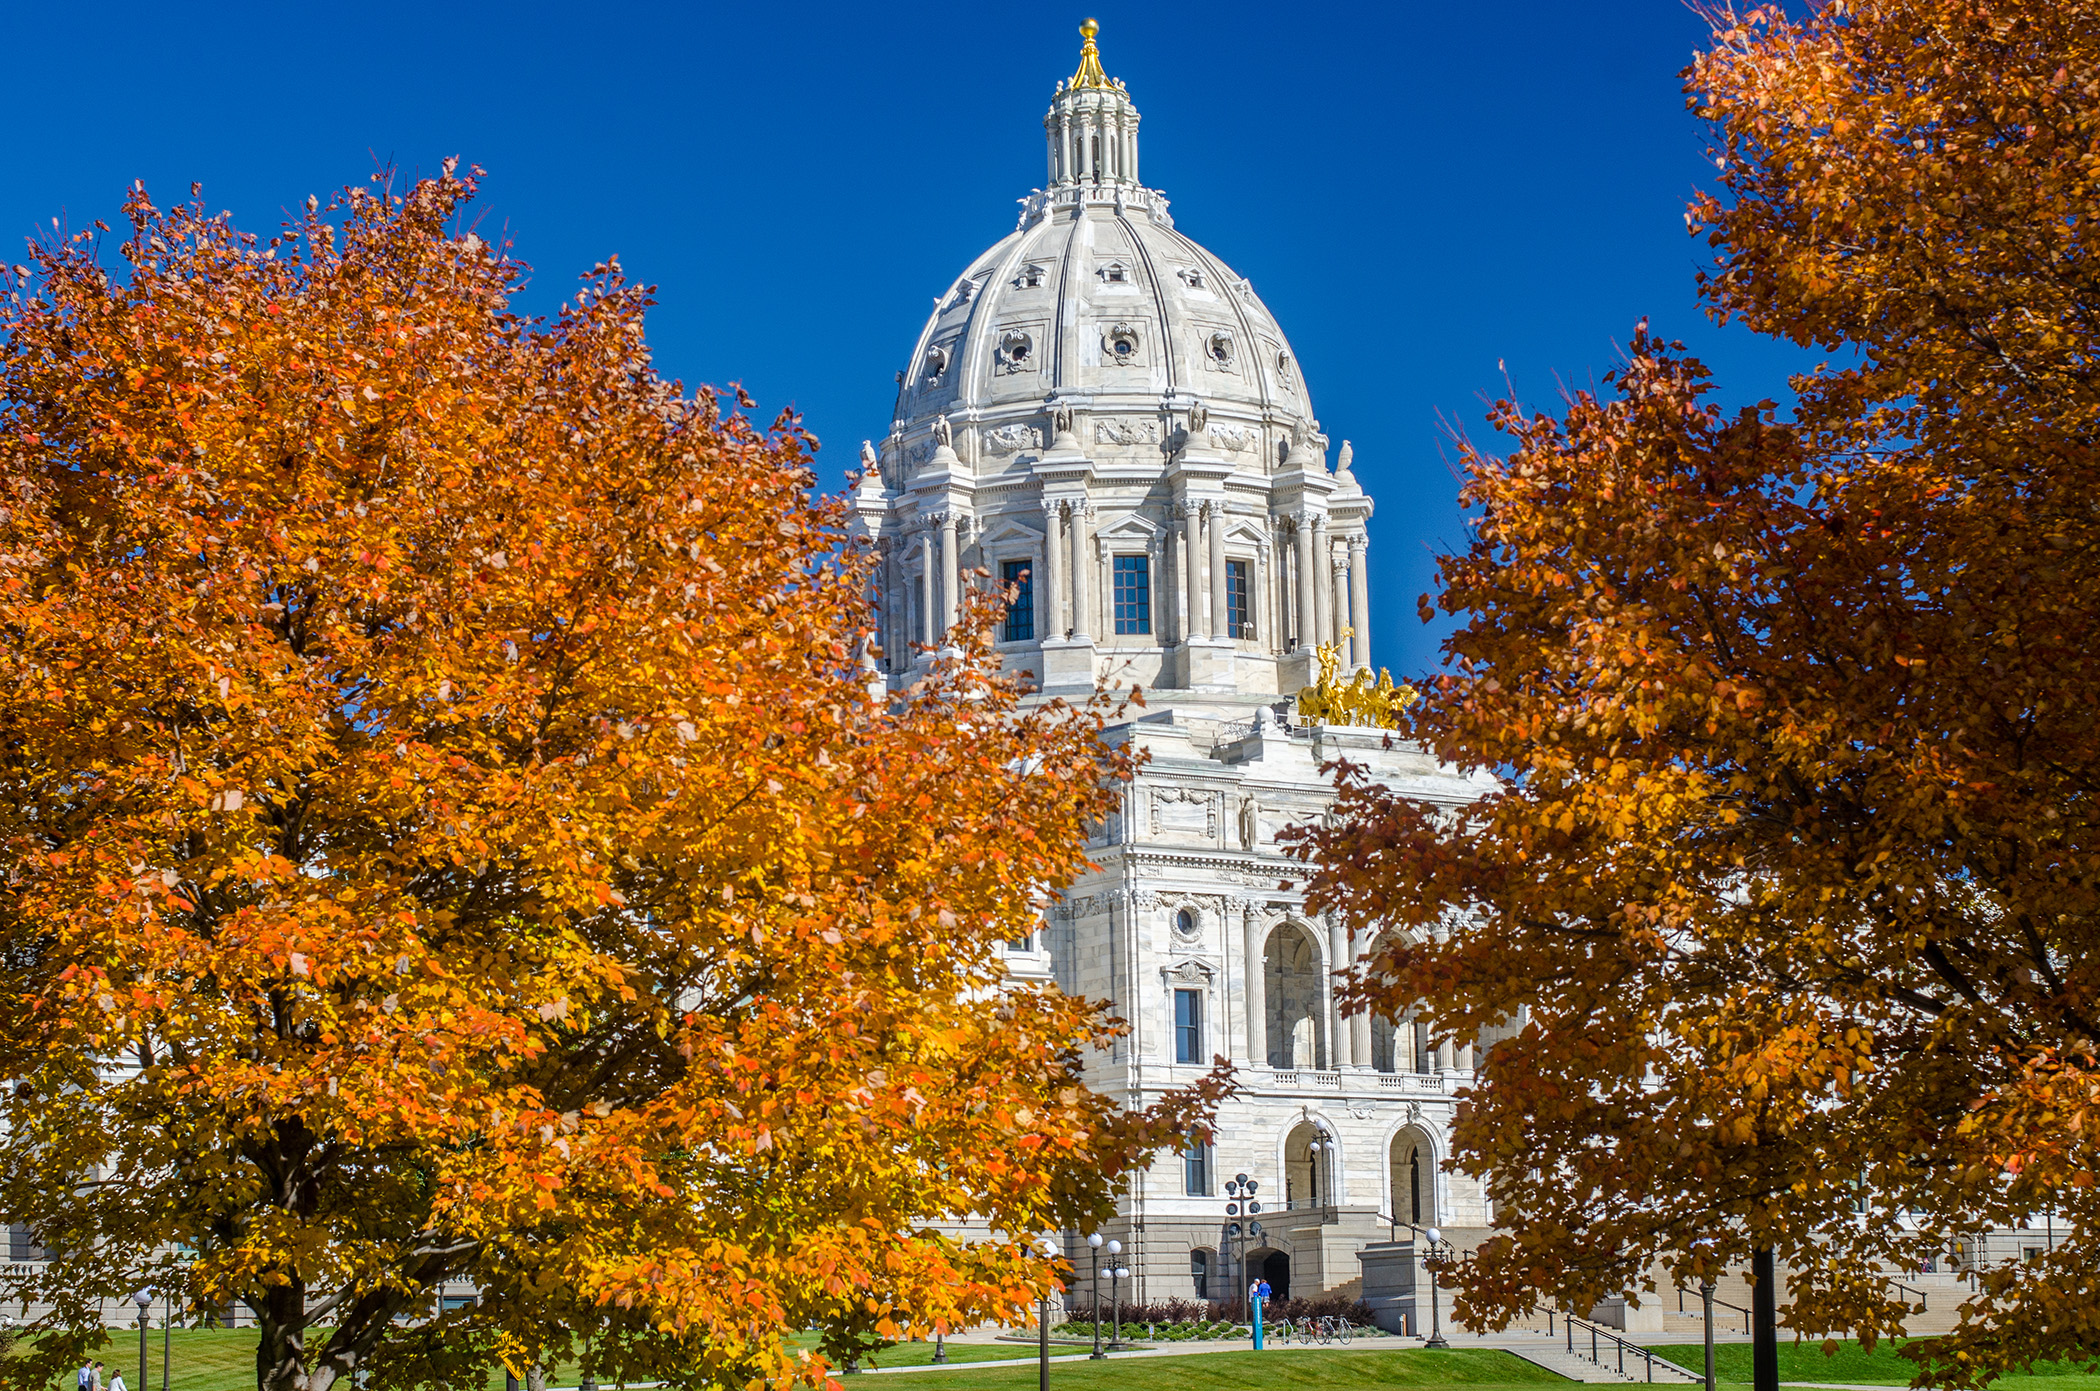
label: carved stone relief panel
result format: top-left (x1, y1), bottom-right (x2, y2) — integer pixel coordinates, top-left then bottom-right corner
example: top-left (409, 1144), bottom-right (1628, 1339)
top-left (983, 422), bottom-right (1044, 456)
top-left (1149, 786), bottom-right (1221, 838)
top-left (1095, 417), bottom-right (1161, 446)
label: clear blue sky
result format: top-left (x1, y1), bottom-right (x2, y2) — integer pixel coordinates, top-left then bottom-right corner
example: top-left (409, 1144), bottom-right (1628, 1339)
top-left (4, 1), bottom-right (1807, 675)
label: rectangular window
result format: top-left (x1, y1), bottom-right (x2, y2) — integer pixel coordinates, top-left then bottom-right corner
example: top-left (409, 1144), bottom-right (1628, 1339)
top-left (1001, 559), bottom-right (1034, 642)
top-left (1183, 1135), bottom-right (1210, 1196)
top-left (1190, 1249), bottom-right (1211, 1300)
top-left (1112, 555), bottom-right (1152, 635)
top-left (7, 1223), bottom-right (44, 1262)
top-left (1226, 559), bottom-right (1251, 639)
top-left (1174, 988), bottom-right (1202, 1063)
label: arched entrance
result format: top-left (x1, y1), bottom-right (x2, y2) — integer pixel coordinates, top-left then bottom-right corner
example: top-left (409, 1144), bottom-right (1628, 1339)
top-left (1259, 1249), bottom-right (1291, 1301)
top-left (1389, 1127), bottom-right (1436, 1227)
top-left (1284, 1119), bottom-right (1337, 1213)
top-left (1264, 923), bottom-right (1325, 1068)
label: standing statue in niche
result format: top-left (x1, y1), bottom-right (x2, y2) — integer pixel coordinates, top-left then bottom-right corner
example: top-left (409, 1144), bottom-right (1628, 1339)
top-left (1188, 398), bottom-right (1208, 434)
top-left (931, 414), bottom-right (953, 448)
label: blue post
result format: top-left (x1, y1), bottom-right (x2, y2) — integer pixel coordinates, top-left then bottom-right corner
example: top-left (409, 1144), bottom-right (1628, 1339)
top-left (1252, 1294), bottom-right (1264, 1350)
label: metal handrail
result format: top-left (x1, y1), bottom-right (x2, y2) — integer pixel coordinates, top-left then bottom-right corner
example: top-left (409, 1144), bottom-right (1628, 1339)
top-left (1372, 1223), bottom-right (1559, 1337)
top-left (1884, 1277), bottom-right (1927, 1311)
top-left (1677, 1286), bottom-right (1752, 1335)
top-left (1565, 1311), bottom-right (1695, 1383)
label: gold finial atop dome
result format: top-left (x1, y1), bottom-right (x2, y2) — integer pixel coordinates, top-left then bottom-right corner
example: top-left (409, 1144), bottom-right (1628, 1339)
top-left (1070, 17), bottom-right (1113, 90)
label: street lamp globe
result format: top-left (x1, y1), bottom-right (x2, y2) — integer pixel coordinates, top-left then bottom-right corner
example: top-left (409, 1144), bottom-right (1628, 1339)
top-left (1106, 1239), bottom-right (1121, 1256)
top-left (1088, 1233), bottom-right (1103, 1249)
top-left (132, 1289), bottom-right (153, 1311)
top-left (1425, 1227), bottom-right (1442, 1245)
top-left (1115, 1266), bottom-right (1129, 1280)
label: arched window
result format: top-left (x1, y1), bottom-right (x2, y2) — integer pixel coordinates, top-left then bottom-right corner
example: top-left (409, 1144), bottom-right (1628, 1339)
top-left (1190, 1248), bottom-right (1213, 1300)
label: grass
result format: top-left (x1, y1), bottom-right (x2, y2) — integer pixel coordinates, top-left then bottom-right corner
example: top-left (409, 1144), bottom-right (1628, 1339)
top-left (1643, 1338), bottom-right (2100, 1389)
top-left (870, 1348), bottom-right (1567, 1391)
top-left (14, 1328), bottom-right (1089, 1391)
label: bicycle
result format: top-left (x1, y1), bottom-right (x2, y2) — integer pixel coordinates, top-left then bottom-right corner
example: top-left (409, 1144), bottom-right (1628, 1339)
top-left (1298, 1316), bottom-right (1318, 1345)
top-left (1320, 1315), bottom-right (1355, 1346)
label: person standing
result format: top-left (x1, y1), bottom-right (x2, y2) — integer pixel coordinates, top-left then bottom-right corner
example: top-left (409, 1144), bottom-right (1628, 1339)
top-left (76, 1359), bottom-right (92, 1391)
top-left (92, 1359), bottom-right (106, 1391)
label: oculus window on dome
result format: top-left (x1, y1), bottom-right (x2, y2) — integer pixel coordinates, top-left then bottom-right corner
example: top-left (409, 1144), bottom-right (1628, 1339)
top-left (996, 329), bottom-right (1034, 374)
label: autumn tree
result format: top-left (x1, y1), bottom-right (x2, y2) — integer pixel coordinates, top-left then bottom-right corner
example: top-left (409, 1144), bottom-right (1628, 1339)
top-left (1297, 3), bottom-right (2100, 1383)
top-left (0, 168), bottom-right (1222, 1391)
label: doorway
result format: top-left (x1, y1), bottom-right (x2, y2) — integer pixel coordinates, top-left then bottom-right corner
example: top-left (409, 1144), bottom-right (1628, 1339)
top-left (1261, 1250), bottom-right (1292, 1301)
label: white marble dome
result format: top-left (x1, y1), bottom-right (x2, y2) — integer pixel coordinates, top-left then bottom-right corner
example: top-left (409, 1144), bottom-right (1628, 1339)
top-left (890, 180), bottom-right (1317, 461)
top-left (856, 19), bottom-right (1374, 701)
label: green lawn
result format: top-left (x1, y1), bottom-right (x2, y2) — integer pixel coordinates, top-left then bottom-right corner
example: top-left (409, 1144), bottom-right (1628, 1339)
top-left (870, 1348), bottom-right (1565, 1391)
top-left (15, 1328), bottom-right (1078, 1391)
top-left (1644, 1338), bottom-right (2100, 1389)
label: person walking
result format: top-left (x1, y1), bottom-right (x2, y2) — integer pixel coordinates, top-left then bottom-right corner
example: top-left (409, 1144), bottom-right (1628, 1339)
top-left (107, 1367), bottom-right (126, 1391)
top-left (92, 1359), bottom-right (106, 1391)
top-left (76, 1359), bottom-right (92, 1391)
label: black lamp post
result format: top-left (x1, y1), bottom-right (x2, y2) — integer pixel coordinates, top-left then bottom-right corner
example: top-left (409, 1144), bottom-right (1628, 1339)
top-left (1694, 1235), bottom-right (1717, 1391)
top-left (1223, 1174), bottom-right (1262, 1317)
top-left (1423, 1227), bottom-right (1449, 1348)
top-left (1105, 1240), bottom-right (1125, 1351)
top-left (1086, 1233), bottom-right (1105, 1359)
top-left (131, 1287), bottom-right (152, 1391)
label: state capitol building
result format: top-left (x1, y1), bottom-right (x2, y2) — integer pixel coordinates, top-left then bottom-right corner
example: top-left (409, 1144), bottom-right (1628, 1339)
top-left (847, 21), bottom-right (1495, 1314)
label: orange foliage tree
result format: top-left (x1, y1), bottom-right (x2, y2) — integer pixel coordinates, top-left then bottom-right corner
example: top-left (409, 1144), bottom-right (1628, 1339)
top-left (0, 167), bottom-right (1224, 1391)
top-left (1297, 3), bottom-right (2100, 1382)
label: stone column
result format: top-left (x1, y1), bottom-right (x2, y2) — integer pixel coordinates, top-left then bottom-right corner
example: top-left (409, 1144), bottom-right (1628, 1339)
top-left (1312, 515), bottom-right (1333, 646)
top-left (1458, 1039), bottom-right (1476, 1073)
top-left (1397, 1011), bottom-right (1417, 1072)
top-left (1349, 537), bottom-right (1371, 670)
top-left (1333, 554), bottom-right (1351, 662)
top-left (939, 513), bottom-right (960, 641)
top-left (1208, 502), bottom-right (1229, 640)
top-left (1293, 516), bottom-right (1317, 650)
top-left (1182, 501), bottom-right (1204, 641)
top-left (1255, 543), bottom-right (1272, 652)
top-left (1328, 915), bottom-right (1352, 1069)
top-left (1438, 1037), bottom-right (1455, 1072)
top-left (1069, 502), bottom-right (1091, 640)
top-left (1350, 929), bottom-right (1374, 1067)
top-left (1042, 502), bottom-right (1065, 639)
top-left (1243, 904), bottom-right (1267, 1067)
top-left (917, 535), bottom-right (935, 650)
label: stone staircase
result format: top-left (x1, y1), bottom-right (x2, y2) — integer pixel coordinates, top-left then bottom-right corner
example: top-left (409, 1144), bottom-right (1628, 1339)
top-left (1487, 1331), bottom-right (1702, 1384)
